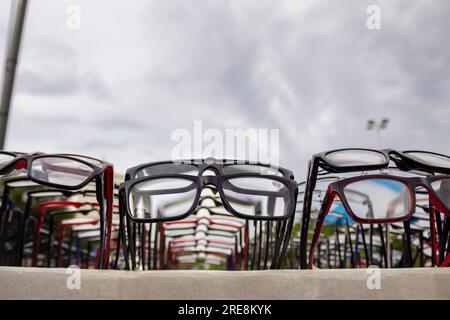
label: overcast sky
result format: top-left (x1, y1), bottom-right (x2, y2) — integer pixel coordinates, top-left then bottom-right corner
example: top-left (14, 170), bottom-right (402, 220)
top-left (0, 0), bottom-right (449, 178)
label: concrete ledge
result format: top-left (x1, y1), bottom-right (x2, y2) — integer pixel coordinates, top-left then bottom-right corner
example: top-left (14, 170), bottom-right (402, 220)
top-left (0, 267), bottom-right (449, 300)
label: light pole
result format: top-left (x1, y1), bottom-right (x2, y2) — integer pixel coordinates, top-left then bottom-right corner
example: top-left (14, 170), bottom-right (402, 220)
top-left (367, 117), bottom-right (391, 268)
top-left (0, 0), bottom-right (28, 149)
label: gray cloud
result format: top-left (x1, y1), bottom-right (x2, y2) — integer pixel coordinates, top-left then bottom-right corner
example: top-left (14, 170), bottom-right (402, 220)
top-left (0, 0), bottom-right (449, 179)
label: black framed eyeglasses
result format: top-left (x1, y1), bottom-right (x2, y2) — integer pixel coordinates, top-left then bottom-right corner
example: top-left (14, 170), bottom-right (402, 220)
top-left (120, 159), bottom-right (298, 223)
top-left (0, 150), bottom-right (115, 269)
top-left (117, 159), bottom-right (298, 271)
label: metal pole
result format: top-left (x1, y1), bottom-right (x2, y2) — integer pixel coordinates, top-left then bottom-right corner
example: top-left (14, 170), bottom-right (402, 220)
top-left (0, 0), bottom-right (28, 149)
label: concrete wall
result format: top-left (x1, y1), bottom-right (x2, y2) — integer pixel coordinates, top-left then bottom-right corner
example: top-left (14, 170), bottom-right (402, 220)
top-left (1, 267), bottom-right (449, 299)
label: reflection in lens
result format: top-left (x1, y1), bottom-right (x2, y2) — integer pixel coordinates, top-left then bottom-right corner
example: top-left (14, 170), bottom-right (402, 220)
top-left (325, 149), bottom-right (387, 167)
top-left (30, 157), bottom-right (94, 187)
top-left (222, 177), bottom-right (291, 218)
top-left (343, 178), bottom-right (412, 220)
top-left (431, 178), bottom-right (450, 210)
top-left (405, 151), bottom-right (450, 169)
top-left (129, 178), bottom-right (197, 220)
top-left (23, 191), bottom-right (64, 203)
top-left (7, 180), bottom-right (39, 188)
top-left (64, 155), bottom-right (103, 167)
top-left (31, 191), bottom-right (63, 198)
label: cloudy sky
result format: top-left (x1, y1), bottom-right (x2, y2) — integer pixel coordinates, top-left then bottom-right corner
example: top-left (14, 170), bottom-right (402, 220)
top-left (0, 0), bottom-right (449, 178)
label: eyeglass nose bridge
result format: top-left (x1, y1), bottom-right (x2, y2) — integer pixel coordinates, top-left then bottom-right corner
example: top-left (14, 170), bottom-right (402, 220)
top-left (200, 176), bottom-right (220, 187)
top-left (410, 179), bottom-right (433, 196)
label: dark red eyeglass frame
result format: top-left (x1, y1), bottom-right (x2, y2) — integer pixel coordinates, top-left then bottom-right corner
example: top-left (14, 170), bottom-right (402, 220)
top-left (299, 148), bottom-right (450, 269)
top-left (32, 201), bottom-right (99, 267)
top-left (308, 174), bottom-right (450, 269)
top-left (0, 150), bottom-right (114, 269)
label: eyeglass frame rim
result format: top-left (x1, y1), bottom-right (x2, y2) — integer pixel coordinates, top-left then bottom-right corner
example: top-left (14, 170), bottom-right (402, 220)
top-left (0, 152), bottom-right (106, 190)
top-left (120, 172), bottom-right (298, 223)
top-left (308, 174), bottom-right (450, 268)
top-left (124, 158), bottom-right (295, 181)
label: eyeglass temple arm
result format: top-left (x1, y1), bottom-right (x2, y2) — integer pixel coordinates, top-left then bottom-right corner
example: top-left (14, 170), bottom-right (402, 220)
top-left (301, 158), bottom-right (319, 269)
top-left (344, 188), bottom-right (374, 219)
top-left (309, 190), bottom-right (335, 269)
top-left (100, 165), bottom-right (114, 269)
top-left (429, 203), bottom-right (440, 267)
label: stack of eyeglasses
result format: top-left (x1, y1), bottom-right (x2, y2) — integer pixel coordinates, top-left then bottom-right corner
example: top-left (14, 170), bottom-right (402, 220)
top-left (0, 151), bottom-right (116, 269)
top-left (2, 149), bottom-right (450, 271)
top-left (298, 148), bottom-right (450, 270)
top-left (116, 159), bottom-right (299, 271)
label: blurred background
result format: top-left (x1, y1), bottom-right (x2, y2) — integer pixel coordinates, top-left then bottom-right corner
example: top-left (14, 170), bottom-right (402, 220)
top-left (0, 0), bottom-right (449, 178)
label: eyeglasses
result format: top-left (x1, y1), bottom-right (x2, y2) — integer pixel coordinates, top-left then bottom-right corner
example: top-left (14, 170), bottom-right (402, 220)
top-left (162, 217), bottom-right (245, 271)
top-left (17, 188), bottom-right (73, 266)
top-left (308, 174), bottom-right (450, 269)
top-left (0, 182), bottom-right (118, 268)
top-left (118, 160), bottom-right (298, 271)
top-left (0, 177), bottom-right (40, 265)
top-left (32, 201), bottom-right (99, 267)
top-left (122, 204), bottom-right (249, 271)
top-left (57, 217), bottom-right (120, 268)
top-left (300, 148), bottom-right (450, 269)
top-left (47, 208), bottom-right (98, 267)
top-left (120, 159), bottom-right (298, 223)
top-left (0, 150), bottom-right (115, 269)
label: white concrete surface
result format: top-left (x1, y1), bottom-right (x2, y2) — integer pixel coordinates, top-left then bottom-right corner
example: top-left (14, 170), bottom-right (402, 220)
top-left (0, 267), bottom-right (449, 299)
